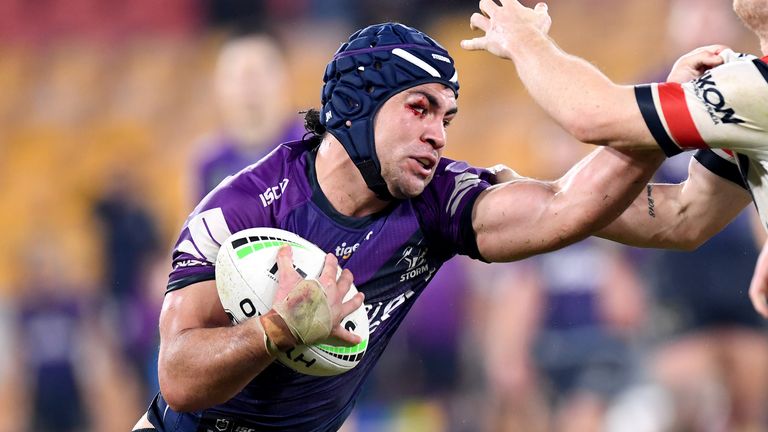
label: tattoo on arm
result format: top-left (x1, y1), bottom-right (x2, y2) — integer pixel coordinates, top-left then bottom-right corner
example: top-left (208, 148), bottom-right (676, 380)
top-left (646, 184), bottom-right (655, 218)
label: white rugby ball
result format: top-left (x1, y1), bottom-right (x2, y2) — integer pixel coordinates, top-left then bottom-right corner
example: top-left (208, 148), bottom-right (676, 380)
top-left (215, 227), bottom-right (369, 376)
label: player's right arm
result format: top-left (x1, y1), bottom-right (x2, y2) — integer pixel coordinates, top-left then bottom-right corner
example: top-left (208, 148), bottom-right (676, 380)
top-left (597, 153), bottom-right (753, 249)
top-left (158, 174), bottom-right (362, 412)
top-left (158, 279), bottom-right (273, 412)
top-left (488, 150), bottom-right (753, 250)
top-left (159, 246), bottom-right (362, 412)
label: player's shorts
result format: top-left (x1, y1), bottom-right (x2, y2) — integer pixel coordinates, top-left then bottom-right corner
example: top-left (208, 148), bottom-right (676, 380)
top-left (139, 392), bottom-right (275, 432)
top-left (648, 226), bottom-right (765, 336)
top-left (534, 326), bottom-right (635, 403)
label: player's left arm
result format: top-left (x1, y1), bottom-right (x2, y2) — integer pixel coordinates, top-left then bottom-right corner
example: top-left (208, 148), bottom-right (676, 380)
top-left (490, 153), bottom-right (754, 250)
top-left (460, 0), bottom-right (727, 150)
top-left (596, 156), bottom-right (753, 249)
top-left (472, 146), bottom-right (664, 262)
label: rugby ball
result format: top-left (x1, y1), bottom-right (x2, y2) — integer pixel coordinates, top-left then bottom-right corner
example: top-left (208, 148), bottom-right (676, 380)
top-left (215, 227), bottom-right (369, 376)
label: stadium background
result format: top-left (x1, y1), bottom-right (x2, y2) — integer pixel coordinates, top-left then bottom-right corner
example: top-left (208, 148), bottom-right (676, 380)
top-left (0, 0), bottom-right (761, 431)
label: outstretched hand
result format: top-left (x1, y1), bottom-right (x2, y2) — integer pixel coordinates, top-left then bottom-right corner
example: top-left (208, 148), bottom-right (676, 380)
top-left (274, 246), bottom-right (364, 346)
top-left (461, 0), bottom-right (552, 59)
top-left (667, 45), bottom-right (729, 83)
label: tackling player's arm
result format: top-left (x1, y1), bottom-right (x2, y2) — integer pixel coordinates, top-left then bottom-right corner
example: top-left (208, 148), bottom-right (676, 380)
top-left (472, 146), bottom-right (664, 262)
top-left (596, 157), bottom-right (752, 249)
top-left (460, 0), bottom-right (726, 149)
top-left (158, 247), bottom-right (363, 412)
top-left (750, 241), bottom-right (768, 318)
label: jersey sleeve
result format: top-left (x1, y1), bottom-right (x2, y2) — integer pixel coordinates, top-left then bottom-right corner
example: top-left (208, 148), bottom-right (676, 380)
top-left (415, 159), bottom-right (493, 261)
top-left (167, 176), bottom-right (272, 293)
top-left (693, 149), bottom-right (748, 190)
top-left (634, 52), bottom-right (768, 157)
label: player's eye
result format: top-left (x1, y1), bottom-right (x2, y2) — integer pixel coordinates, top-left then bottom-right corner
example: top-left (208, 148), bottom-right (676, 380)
top-left (408, 103), bottom-right (427, 116)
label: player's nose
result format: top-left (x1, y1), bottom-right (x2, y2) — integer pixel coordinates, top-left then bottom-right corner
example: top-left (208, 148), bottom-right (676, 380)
top-left (421, 117), bottom-right (446, 150)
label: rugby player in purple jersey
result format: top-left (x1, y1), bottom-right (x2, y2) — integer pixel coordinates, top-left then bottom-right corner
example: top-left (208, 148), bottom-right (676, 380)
top-left (462, 0), bottom-right (768, 317)
top-left (133, 22), bottom-right (662, 431)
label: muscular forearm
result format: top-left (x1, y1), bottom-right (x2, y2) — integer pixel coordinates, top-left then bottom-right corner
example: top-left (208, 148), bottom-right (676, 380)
top-left (548, 147), bottom-right (665, 243)
top-left (505, 28), bottom-right (645, 147)
top-left (159, 318), bottom-right (274, 412)
top-left (598, 179), bottom-right (750, 250)
top-left (597, 183), bottom-right (696, 249)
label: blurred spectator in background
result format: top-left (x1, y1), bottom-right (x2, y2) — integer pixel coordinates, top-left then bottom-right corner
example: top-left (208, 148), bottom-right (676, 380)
top-left (636, 1), bottom-right (768, 430)
top-left (9, 236), bottom-right (106, 432)
top-left (93, 171), bottom-right (162, 397)
top-left (474, 241), bottom-right (646, 432)
top-left (470, 128), bottom-right (648, 432)
top-left (13, 238), bottom-right (96, 431)
top-left (11, 234), bottom-right (147, 432)
top-left (194, 28), bottom-right (305, 198)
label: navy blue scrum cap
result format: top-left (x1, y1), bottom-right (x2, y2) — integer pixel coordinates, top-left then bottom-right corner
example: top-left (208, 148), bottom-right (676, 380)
top-left (320, 22), bottom-right (460, 200)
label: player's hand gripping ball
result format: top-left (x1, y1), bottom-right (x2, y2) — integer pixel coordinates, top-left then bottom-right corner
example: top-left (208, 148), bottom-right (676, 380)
top-left (216, 228), bottom-right (369, 376)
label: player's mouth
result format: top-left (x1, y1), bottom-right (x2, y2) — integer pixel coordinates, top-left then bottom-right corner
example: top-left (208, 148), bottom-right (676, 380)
top-left (410, 156), bottom-right (437, 176)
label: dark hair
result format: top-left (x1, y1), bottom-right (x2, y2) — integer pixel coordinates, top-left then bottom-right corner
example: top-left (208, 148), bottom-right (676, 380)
top-left (302, 108), bottom-right (326, 137)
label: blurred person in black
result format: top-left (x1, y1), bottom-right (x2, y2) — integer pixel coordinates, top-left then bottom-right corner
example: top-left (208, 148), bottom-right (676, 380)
top-left (93, 171), bottom-right (162, 395)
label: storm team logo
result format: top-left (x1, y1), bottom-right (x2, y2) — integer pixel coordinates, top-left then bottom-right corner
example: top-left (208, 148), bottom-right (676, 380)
top-left (396, 242), bottom-right (435, 282)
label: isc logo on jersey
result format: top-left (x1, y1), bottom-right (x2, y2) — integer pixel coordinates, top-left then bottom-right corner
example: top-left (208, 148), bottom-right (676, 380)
top-left (258, 178), bottom-right (290, 207)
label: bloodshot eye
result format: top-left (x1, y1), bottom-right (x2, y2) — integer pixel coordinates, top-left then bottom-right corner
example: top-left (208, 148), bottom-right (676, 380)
top-left (408, 104), bottom-right (427, 116)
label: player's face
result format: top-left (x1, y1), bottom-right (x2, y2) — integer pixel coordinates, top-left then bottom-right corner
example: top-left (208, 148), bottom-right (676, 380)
top-left (373, 83), bottom-right (457, 199)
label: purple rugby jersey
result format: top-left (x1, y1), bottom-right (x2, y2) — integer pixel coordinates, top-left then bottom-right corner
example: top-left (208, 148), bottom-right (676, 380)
top-left (150, 138), bottom-right (492, 431)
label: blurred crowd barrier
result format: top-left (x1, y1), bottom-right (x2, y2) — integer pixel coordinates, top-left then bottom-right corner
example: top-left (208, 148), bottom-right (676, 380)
top-left (0, 0), bottom-right (765, 431)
